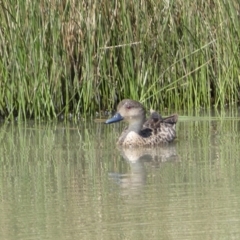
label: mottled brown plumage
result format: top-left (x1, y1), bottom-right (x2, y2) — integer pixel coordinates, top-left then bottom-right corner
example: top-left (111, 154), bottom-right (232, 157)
top-left (106, 99), bottom-right (178, 147)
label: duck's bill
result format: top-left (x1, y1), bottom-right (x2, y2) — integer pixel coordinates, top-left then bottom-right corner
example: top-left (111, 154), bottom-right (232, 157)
top-left (105, 113), bottom-right (124, 124)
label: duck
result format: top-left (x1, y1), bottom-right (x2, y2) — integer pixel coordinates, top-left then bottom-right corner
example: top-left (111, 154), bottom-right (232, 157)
top-left (105, 99), bottom-right (178, 147)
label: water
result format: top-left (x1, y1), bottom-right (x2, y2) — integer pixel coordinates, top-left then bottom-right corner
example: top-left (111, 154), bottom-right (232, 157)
top-left (0, 109), bottom-right (240, 240)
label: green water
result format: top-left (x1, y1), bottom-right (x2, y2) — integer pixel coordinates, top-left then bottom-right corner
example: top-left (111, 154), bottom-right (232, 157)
top-left (0, 110), bottom-right (240, 240)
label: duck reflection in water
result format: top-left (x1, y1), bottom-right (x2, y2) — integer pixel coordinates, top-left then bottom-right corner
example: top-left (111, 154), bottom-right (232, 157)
top-left (108, 145), bottom-right (179, 196)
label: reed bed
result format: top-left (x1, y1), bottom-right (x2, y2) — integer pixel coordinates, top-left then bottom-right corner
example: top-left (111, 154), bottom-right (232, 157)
top-left (0, 0), bottom-right (240, 119)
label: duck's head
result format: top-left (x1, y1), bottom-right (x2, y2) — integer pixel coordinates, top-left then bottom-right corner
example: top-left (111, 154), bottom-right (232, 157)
top-left (105, 99), bottom-right (146, 128)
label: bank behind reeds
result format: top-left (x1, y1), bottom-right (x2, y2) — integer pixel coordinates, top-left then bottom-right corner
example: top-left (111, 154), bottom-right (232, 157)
top-left (0, 0), bottom-right (240, 119)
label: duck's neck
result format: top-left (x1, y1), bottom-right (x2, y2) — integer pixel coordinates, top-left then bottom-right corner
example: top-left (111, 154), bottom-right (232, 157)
top-left (127, 118), bottom-right (145, 134)
top-left (118, 118), bottom-right (145, 145)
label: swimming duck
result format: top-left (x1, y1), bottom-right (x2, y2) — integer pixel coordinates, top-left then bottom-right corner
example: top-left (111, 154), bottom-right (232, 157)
top-left (105, 99), bottom-right (178, 147)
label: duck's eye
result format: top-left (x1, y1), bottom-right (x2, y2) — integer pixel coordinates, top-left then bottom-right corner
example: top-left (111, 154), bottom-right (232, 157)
top-left (126, 105), bottom-right (132, 109)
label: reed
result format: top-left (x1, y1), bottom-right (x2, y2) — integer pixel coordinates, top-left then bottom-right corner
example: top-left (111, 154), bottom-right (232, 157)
top-left (0, 0), bottom-right (240, 119)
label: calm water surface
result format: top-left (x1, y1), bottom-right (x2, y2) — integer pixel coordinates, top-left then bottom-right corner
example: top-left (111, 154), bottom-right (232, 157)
top-left (0, 109), bottom-right (240, 240)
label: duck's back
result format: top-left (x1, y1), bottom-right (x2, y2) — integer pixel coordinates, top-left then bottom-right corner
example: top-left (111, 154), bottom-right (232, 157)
top-left (118, 112), bottom-right (178, 147)
top-left (141, 113), bottom-right (178, 145)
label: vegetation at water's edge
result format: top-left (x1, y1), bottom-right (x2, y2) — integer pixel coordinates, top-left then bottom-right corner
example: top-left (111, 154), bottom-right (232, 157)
top-left (0, 0), bottom-right (240, 119)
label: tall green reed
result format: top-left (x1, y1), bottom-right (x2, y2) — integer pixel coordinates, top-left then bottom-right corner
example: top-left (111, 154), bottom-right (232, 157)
top-left (0, 0), bottom-right (239, 119)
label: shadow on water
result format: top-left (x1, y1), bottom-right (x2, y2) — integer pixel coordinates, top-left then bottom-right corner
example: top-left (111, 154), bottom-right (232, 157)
top-left (0, 108), bottom-right (240, 240)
